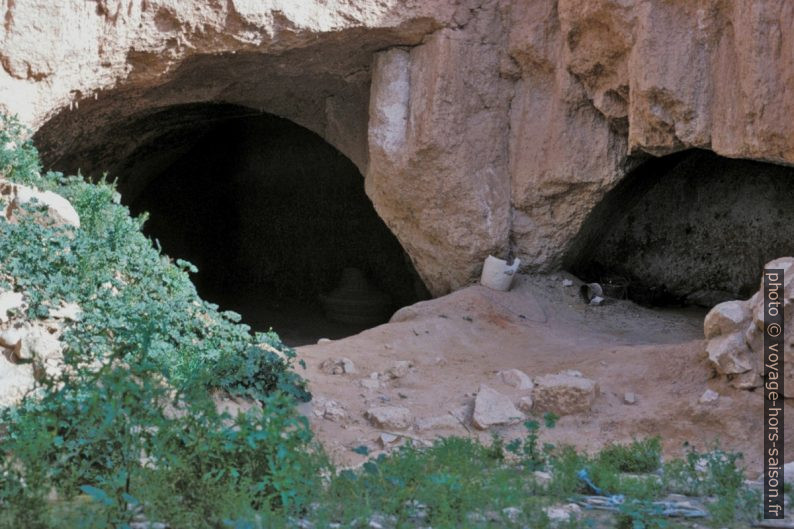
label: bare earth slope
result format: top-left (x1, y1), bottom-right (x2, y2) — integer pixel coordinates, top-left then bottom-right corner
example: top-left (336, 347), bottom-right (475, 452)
top-left (297, 274), bottom-right (787, 474)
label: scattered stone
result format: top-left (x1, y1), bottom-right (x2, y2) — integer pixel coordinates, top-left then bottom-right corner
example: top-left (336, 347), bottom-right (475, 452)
top-left (313, 398), bottom-right (348, 423)
top-left (517, 395), bottom-right (533, 413)
top-left (359, 377), bottom-right (381, 390)
top-left (385, 360), bottom-right (412, 379)
top-left (319, 357), bottom-right (357, 375)
top-left (472, 384), bottom-right (523, 430)
top-left (340, 357), bottom-right (357, 374)
top-left (699, 389), bottom-right (720, 404)
top-left (498, 368), bottom-right (533, 390)
top-left (562, 279), bottom-right (573, 287)
top-left (317, 337), bottom-right (332, 344)
top-left (590, 295), bottom-right (605, 306)
top-left (379, 432), bottom-right (399, 447)
top-left (623, 392), bottom-right (637, 405)
top-left (365, 406), bottom-right (412, 430)
top-left (532, 372), bottom-right (598, 415)
top-left (415, 414), bottom-right (461, 431)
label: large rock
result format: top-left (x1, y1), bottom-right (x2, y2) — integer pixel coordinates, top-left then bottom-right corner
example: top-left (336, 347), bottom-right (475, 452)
top-left (532, 372), bottom-right (598, 415)
top-left (704, 300), bottom-right (751, 340)
top-left (4, 1), bottom-right (794, 294)
top-left (0, 180), bottom-right (80, 229)
top-left (703, 257), bottom-right (794, 394)
top-left (472, 384), bottom-right (523, 430)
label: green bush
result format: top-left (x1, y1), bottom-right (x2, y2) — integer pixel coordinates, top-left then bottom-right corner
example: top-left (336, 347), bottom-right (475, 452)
top-left (598, 437), bottom-right (662, 474)
top-left (0, 114), bottom-right (317, 527)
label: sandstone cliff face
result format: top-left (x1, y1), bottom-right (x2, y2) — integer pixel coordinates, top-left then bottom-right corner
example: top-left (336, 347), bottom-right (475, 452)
top-left (4, 0), bottom-right (794, 295)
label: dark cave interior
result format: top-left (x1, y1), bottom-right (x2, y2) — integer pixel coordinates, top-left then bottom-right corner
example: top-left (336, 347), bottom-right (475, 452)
top-left (568, 149), bottom-right (794, 307)
top-left (38, 105), bottom-right (429, 345)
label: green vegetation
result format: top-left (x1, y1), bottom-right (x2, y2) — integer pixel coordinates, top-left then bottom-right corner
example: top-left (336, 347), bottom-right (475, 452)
top-left (0, 115), bottom-right (761, 528)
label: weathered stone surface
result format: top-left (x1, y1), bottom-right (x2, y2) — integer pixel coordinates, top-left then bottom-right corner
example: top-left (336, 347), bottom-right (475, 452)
top-left (472, 384), bottom-right (522, 430)
top-left (313, 398), bottom-right (349, 423)
top-left (365, 406), bottom-right (412, 430)
top-left (5, 1), bottom-right (794, 294)
top-left (384, 360), bottom-right (412, 380)
top-left (517, 395), bottom-right (534, 413)
top-left (498, 368), bottom-right (534, 390)
top-left (415, 414), bottom-right (461, 432)
top-left (703, 258), bottom-right (794, 394)
top-left (705, 333), bottom-right (753, 376)
top-left (0, 180), bottom-right (80, 229)
top-left (704, 300), bottom-right (751, 340)
top-left (319, 357), bottom-right (357, 376)
top-left (532, 373), bottom-right (598, 415)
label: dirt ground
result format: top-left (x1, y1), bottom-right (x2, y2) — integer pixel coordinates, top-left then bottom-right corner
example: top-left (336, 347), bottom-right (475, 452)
top-left (295, 273), bottom-right (791, 476)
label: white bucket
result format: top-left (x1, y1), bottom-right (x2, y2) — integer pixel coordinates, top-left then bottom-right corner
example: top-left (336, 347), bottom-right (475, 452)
top-left (480, 255), bottom-right (521, 291)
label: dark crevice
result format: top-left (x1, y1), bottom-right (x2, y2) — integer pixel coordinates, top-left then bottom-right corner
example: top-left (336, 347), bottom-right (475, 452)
top-left (567, 149), bottom-right (794, 307)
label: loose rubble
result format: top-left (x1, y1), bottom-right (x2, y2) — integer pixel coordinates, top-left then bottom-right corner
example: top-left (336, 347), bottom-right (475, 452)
top-left (314, 398), bottom-right (349, 423)
top-left (320, 357), bottom-right (357, 375)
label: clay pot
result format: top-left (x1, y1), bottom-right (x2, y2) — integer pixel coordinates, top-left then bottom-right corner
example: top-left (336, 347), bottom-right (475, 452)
top-left (320, 268), bottom-right (391, 325)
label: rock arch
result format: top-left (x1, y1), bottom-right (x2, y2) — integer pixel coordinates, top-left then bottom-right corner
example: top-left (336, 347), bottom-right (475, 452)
top-left (566, 149), bottom-right (794, 306)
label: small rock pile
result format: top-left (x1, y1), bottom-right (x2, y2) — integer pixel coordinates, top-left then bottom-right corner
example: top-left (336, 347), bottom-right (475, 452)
top-left (313, 359), bottom-right (600, 438)
top-left (471, 370), bottom-right (598, 429)
top-left (703, 257), bottom-right (793, 394)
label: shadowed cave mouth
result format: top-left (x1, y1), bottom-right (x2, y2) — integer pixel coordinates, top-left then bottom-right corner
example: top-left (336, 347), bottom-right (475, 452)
top-left (38, 103), bottom-right (429, 346)
top-left (567, 149), bottom-right (794, 308)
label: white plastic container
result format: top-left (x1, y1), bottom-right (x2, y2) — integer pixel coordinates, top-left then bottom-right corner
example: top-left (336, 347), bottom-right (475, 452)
top-left (480, 255), bottom-right (521, 291)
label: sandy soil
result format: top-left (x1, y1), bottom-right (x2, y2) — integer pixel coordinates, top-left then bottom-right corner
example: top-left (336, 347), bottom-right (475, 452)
top-left (294, 273), bottom-right (791, 475)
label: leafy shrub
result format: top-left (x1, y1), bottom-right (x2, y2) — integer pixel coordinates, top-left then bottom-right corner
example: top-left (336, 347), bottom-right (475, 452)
top-left (0, 114), bottom-right (316, 527)
top-left (598, 437), bottom-right (662, 474)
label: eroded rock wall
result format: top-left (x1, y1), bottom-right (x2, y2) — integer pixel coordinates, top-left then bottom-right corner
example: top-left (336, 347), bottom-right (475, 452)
top-left (5, 0), bottom-right (794, 295)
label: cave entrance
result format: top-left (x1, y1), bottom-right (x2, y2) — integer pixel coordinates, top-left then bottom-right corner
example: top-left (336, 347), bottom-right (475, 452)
top-left (566, 149), bottom-right (794, 308)
top-left (39, 103), bottom-right (429, 346)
